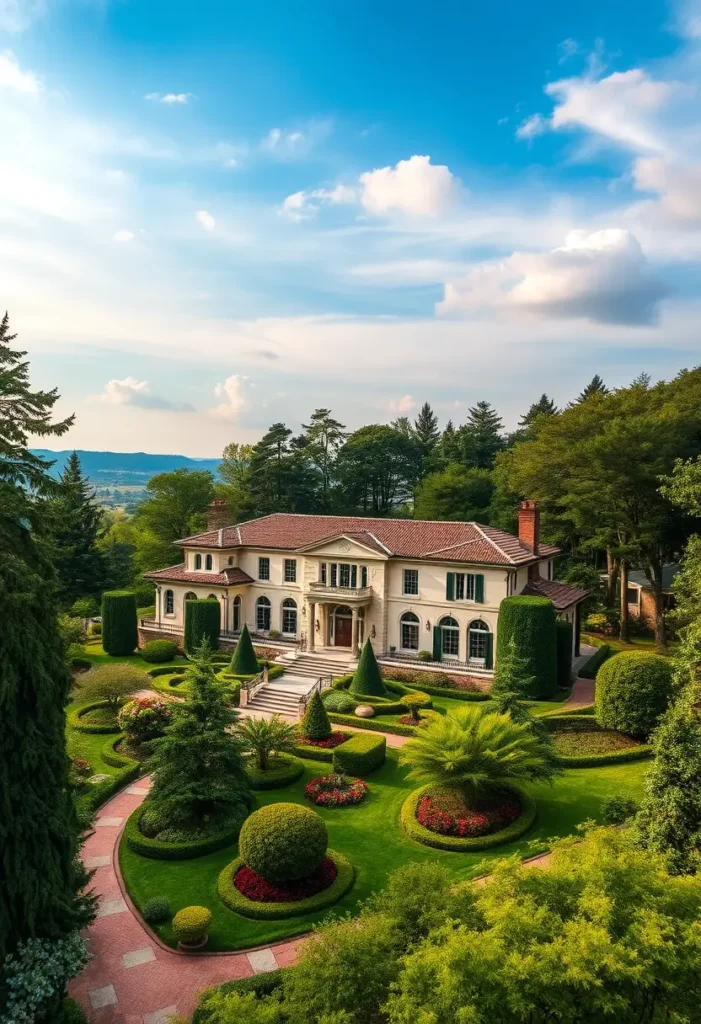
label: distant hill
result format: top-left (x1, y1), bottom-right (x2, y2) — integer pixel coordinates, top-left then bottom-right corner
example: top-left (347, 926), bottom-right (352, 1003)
top-left (32, 449), bottom-right (221, 485)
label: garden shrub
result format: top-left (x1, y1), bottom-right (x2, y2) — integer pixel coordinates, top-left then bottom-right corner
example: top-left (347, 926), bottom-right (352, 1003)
top-left (401, 784), bottom-right (536, 851)
top-left (172, 906), bottom-right (211, 944)
top-left (142, 896), bottom-right (172, 924)
top-left (579, 643), bottom-right (612, 679)
top-left (124, 803), bottom-right (247, 860)
top-left (299, 689), bottom-right (331, 740)
top-left (75, 663), bottom-right (150, 713)
top-left (192, 972), bottom-right (287, 1024)
top-left (58, 997), bottom-right (88, 1024)
top-left (332, 732), bottom-right (386, 774)
top-left (322, 689), bottom-right (355, 714)
top-left (238, 803), bottom-right (328, 881)
top-left (68, 699), bottom-right (120, 735)
top-left (184, 598), bottom-right (221, 654)
top-left (497, 596), bottom-right (558, 699)
top-left (217, 850), bottom-right (354, 920)
top-left (555, 620), bottom-right (573, 687)
top-left (595, 651), bottom-right (674, 738)
top-left (601, 794), bottom-right (639, 825)
top-left (117, 695), bottom-right (172, 741)
top-left (417, 649), bottom-right (433, 661)
top-left (245, 753), bottom-right (305, 790)
top-left (349, 639), bottom-right (387, 698)
top-left (141, 638), bottom-right (178, 664)
top-left (147, 665), bottom-right (188, 679)
top-left (0, 933), bottom-right (90, 1024)
top-left (101, 590), bottom-right (138, 656)
top-left (229, 622), bottom-right (258, 675)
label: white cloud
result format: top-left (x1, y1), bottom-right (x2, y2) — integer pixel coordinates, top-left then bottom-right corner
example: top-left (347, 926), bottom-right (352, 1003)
top-left (210, 375), bottom-right (254, 419)
top-left (196, 209), bottom-right (216, 231)
top-left (389, 394), bottom-right (416, 414)
top-left (516, 113), bottom-right (549, 140)
top-left (145, 92), bottom-right (191, 104)
top-left (359, 155), bottom-right (459, 216)
top-left (557, 38), bottom-right (579, 63)
top-left (261, 127), bottom-right (305, 153)
top-left (96, 377), bottom-right (193, 411)
top-left (0, 0), bottom-right (45, 33)
top-left (113, 229), bottom-right (135, 242)
top-left (438, 229), bottom-right (668, 325)
top-left (0, 50), bottom-right (42, 94)
top-left (632, 156), bottom-right (701, 227)
top-left (281, 183), bottom-right (357, 221)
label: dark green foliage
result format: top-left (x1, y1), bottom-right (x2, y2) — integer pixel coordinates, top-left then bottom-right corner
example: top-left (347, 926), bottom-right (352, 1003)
top-left (299, 689), bottom-right (331, 740)
top-left (101, 590), bottom-right (138, 656)
top-left (491, 634), bottom-right (537, 698)
top-left (414, 465), bottom-right (495, 522)
top-left (184, 598), bottom-right (220, 655)
top-left (336, 424), bottom-right (421, 515)
top-left (332, 732), bottom-right (387, 774)
top-left (192, 971), bottom-right (287, 1024)
top-left (601, 794), bottom-right (638, 825)
top-left (555, 619), bottom-right (573, 687)
top-left (496, 596), bottom-right (558, 698)
top-left (142, 897), bottom-right (172, 923)
top-left (58, 996), bottom-right (88, 1024)
top-left (217, 851), bottom-right (354, 921)
top-left (238, 803), bottom-right (328, 881)
top-left (124, 804), bottom-right (246, 860)
top-left (48, 452), bottom-right (107, 607)
top-left (576, 374), bottom-right (609, 402)
top-left (349, 639), bottom-right (387, 698)
top-left (579, 643), bottom-right (612, 678)
top-left (596, 651), bottom-right (674, 738)
top-left (141, 639), bottom-right (178, 663)
top-left (456, 401), bottom-right (505, 469)
top-left (229, 622), bottom-right (258, 674)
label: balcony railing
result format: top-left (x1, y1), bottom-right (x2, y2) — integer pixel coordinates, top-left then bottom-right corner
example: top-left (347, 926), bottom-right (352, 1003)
top-left (308, 583), bottom-right (372, 600)
top-left (138, 619), bottom-right (298, 646)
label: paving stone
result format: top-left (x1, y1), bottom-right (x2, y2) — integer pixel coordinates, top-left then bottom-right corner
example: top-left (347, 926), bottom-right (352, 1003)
top-left (95, 816), bottom-right (124, 827)
top-left (88, 984), bottom-right (118, 1009)
top-left (85, 855), bottom-right (112, 869)
top-left (96, 898), bottom-right (128, 918)
top-left (89, 773), bottom-right (111, 784)
top-left (143, 1005), bottom-right (178, 1024)
top-left (122, 946), bottom-right (156, 969)
top-left (247, 947), bottom-right (278, 974)
top-left (125, 786), bottom-right (150, 795)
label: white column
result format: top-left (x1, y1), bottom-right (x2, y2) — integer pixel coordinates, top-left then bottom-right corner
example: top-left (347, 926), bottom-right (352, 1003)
top-left (308, 601), bottom-right (316, 651)
top-left (351, 607), bottom-right (359, 654)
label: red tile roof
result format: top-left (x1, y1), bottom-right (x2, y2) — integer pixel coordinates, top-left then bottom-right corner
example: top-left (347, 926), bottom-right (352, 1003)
top-left (143, 564), bottom-right (254, 587)
top-left (521, 577), bottom-right (589, 610)
top-left (176, 513), bottom-right (559, 567)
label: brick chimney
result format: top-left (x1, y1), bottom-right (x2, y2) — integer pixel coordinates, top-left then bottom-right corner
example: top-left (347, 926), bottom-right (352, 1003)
top-left (207, 498), bottom-right (229, 532)
top-left (518, 500), bottom-right (540, 555)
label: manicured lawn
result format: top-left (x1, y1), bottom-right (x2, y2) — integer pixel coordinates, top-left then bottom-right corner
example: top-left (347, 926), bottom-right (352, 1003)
top-left (581, 632), bottom-right (676, 657)
top-left (368, 690), bottom-right (572, 729)
top-left (82, 642), bottom-right (189, 671)
top-left (118, 747), bottom-right (648, 952)
top-left (66, 699), bottom-right (121, 777)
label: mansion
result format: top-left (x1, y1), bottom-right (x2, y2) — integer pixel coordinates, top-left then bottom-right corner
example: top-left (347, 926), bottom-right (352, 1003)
top-left (143, 500), bottom-right (588, 673)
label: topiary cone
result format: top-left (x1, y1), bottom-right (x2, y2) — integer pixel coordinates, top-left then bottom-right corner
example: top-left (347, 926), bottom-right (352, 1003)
top-left (300, 688), bottom-right (331, 740)
top-left (349, 638), bottom-right (386, 698)
top-left (230, 622), bottom-right (259, 675)
top-left (101, 590), bottom-right (137, 656)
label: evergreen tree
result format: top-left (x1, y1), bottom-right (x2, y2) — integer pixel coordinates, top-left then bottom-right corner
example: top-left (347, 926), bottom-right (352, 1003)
top-left (230, 622), bottom-right (259, 675)
top-left (575, 374), bottom-right (609, 403)
top-left (349, 638), bottom-right (387, 698)
top-left (390, 416), bottom-right (414, 438)
top-left (147, 640), bottom-right (251, 829)
top-left (248, 422), bottom-right (317, 515)
top-left (0, 313), bottom-right (94, 961)
top-left (413, 403), bottom-right (440, 457)
top-left (218, 441), bottom-right (253, 520)
top-left (518, 394), bottom-right (558, 428)
top-left (48, 452), bottom-right (107, 607)
top-left (437, 419), bottom-right (460, 464)
top-left (299, 689), bottom-right (331, 740)
top-left (301, 408), bottom-right (347, 510)
top-left (457, 401), bottom-right (505, 469)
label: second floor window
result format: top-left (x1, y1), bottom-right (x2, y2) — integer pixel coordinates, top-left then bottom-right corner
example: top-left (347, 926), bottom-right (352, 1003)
top-left (455, 573), bottom-right (475, 601)
top-left (324, 562), bottom-right (364, 588)
top-left (194, 554), bottom-right (202, 570)
top-left (320, 563), bottom-right (327, 584)
top-left (284, 559), bottom-right (297, 583)
top-left (205, 554), bottom-right (213, 570)
top-left (403, 569), bottom-right (419, 596)
top-left (258, 557), bottom-right (270, 580)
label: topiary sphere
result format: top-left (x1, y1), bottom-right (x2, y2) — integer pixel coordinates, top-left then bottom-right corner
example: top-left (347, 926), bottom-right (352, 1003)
top-left (595, 651), bottom-right (674, 738)
top-left (141, 639), bottom-right (178, 664)
top-left (238, 802), bottom-right (328, 882)
top-left (322, 689), bottom-right (355, 714)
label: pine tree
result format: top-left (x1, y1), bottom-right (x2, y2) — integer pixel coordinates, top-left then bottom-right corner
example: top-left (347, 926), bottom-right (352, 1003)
top-left (438, 420), bottom-right (460, 463)
top-left (301, 408), bottom-right (347, 510)
top-left (300, 689), bottom-right (331, 740)
top-left (518, 394), bottom-right (558, 427)
top-left (349, 638), bottom-right (387, 698)
top-left (147, 640), bottom-right (251, 829)
top-left (48, 451), bottom-right (107, 607)
top-left (413, 403), bottom-right (440, 457)
top-left (0, 313), bottom-right (94, 961)
top-left (575, 374), bottom-right (609, 403)
top-left (491, 636), bottom-right (537, 698)
top-left (458, 401), bottom-right (505, 469)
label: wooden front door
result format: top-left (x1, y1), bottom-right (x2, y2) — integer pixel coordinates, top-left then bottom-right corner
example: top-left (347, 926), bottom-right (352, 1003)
top-left (335, 616), bottom-right (352, 647)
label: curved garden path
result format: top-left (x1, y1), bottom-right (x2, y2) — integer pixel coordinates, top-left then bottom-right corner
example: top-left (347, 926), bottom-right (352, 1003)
top-left (71, 673), bottom-right (594, 1023)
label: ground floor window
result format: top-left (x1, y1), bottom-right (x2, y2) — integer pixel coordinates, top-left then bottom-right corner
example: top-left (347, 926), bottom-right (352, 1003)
top-left (400, 611), bottom-right (419, 650)
top-left (282, 598), bottom-right (297, 635)
top-left (165, 589), bottom-right (174, 614)
top-left (256, 596), bottom-right (271, 631)
top-left (468, 620), bottom-right (490, 662)
top-left (439, 615), bottom-right (460, 658)
top-left (232, 595), bottom-right (241, 632)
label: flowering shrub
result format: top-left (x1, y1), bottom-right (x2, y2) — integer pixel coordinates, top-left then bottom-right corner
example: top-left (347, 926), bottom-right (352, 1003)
top-left (296, 731), bottom-right (348, 749)
top-left (305, 774), bottom-right (368, 807)
top-left (235, 857), bottom-right (337, 902)
top-left (118, 696), bottom-right (172, 742)
top-left (417, 794), bottom-right (521, 837)
top-left (1, 932), bottom-right (90, 1024)
top-left (69, 756), bottom-right (91, 784)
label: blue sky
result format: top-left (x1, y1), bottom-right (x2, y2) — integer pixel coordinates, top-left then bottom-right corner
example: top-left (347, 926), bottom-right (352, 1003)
top-left (5, 0), bottom-right (701, 455)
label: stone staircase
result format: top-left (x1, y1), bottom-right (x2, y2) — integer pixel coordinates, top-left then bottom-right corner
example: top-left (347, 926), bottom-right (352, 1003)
top-left (244, 685), bottom-right (305, 716)
top-left (244, 651), bottom-right (354, 716)
top-left (279, 651), bottom-right (355, 679)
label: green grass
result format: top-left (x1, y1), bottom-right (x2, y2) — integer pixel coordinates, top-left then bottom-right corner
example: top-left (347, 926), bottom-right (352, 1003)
top-left (581, 632), bottom-right (676, 657)
top-left (552, 730), bottom-right (640, 756)
top-left (367, 691), bottom-right (572, 729)
top-left (66, 699), bottom-right (121, 776)
top-left (118, 747), bottom-right (648, 953)
top-left (82, 643), bottom-right (189, 671)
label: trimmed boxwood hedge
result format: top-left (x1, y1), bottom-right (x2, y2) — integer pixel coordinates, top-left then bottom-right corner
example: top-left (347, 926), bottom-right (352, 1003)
top-left (332, 672), bottom-right (489, 704)
top-left (327, 713), bottom-right (417, 738)
top-left (595, 650), bottom-right (674, 738)
top-left (579, 644), bottom-right (612, 679)
top-left (331, 676), bottom-right (433, 715)
top-left (147, 665), bottom-right (188, 679)
top-left (541, 715), bottom-right (653, 767)
top-left (123, 802), bottom-right (248, 860)
top-left (400, 784), bottom-right (537, 852)
top-left (141, 638), bottom-right (178, 664)
top-left (68, 699), bottom-right (120, 735)
top-left (217, 849), bottom-right (354, 920)
top-left (184, 598), bottom-right (221, 655)
top-left (556, 620), bottom-right (573, 687)
top-left (497, 595), bottom-right (558, 699)
top-left (102, 590), bottom-right (138, 656)
top-left (244, 753), bottom-right (305, 790)
top-left (75, 734), bottom-right (140, 819)
top-left (292, 731), bottom-right (354, 762)
top-left (332, 732), bottom-right (386, 775)
top-left (192, 971), bottom-right (288, 1024)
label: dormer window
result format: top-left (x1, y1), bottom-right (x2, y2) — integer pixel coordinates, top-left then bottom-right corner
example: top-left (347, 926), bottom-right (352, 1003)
top-left (206, 554), bottom-right (213, 571)
top-left (194, 554), bottom-right (202, 570)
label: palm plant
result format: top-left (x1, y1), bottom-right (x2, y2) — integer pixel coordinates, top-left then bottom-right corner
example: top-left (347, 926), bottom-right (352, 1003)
top-left (236, 714), bottom-right (298, 771)
top-left (399, 705), bottom-right (561, 806)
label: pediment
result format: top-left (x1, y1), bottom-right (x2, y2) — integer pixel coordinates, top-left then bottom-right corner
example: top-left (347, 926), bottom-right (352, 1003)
top-left (298, 533), bottom-right (388, 560)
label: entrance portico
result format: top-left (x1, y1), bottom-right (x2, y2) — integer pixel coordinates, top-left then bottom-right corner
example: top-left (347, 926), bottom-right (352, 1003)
top-left (305, 591), bottom-right (371, 654)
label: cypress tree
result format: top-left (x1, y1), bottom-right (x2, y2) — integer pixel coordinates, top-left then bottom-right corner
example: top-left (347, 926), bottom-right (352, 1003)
top-left (0, 312), bottom-right (94, 961)
top-left (48, 451), bottom-right (107, 608)
top-left (349, 639), bottom-right (387, 698)
top-left (300, 689), bottom-right (331, 740)
top-left (101, 590), bottom-right (138, 656)
top-left (491, 635), bottom-right (537, 698)
top-left (230, 622), bottom-right (258, 675)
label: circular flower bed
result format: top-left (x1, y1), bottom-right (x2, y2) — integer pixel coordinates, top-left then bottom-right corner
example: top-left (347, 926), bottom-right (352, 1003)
top-left (234, 857), bottom-right (338, 902)
top-left (118, 695), bottom-right (173, 742)
top-left (304, 773), bottom-right (368, 808)
top-left (401, 783), bottom-right (537, 852)
top-left (296, 731), bottom-right (349, 749)
top-left (416, 791), bottom-right (520, 838)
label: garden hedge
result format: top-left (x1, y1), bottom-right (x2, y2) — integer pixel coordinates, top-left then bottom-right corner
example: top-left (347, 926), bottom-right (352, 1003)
top-left (217, 849), bottom-right (354, 920)
top-left (239, 803), bottom-right (327, 881)
top-left (123, 802), bottom-right (248, 860)
top-left (75, 734), bottom-right (140, 819)
top-left (332, 732), bottom-right (386, 774)
top-left (332, 675), bottom-right (434, 715)
top-left (497, 596), bottom-right (558, 699)
top-left (595, 651), bottom-right (674, 738)
top-left (68, 699), bottom-right (120, 735)
top-left (229, 623), bottom-right (258, 675)
top-left (327, 713), bottom-right (417, 738)
top-left (333, 671), bottom-right (490, 704)
top-left (244, 753), bottom-right (305, 790)
top-left (400, 784), bottom-right (537, 852)
top-left (292, 731), bottom-right (354, 762)
top-left (555, 620), bottom-right (573, 688)
top-left (322, 689), bottom-right (356, 714)
top-left (192, 971), bottom-right (288, 1024)
top-left (141, 639), bottom-right (178, 664)
top-left (184, 598), bottom-right (221, 654)
top-left (147, 665), bottom-right (188, 679)
top-left (101, 591), bottom-right (138, 656)
top-left (579, 644), bottom-right (612, 679)
top-left (541, 715), bottom-right (653, 767)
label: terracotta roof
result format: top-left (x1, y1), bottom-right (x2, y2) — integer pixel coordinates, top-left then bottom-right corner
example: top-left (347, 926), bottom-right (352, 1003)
top-left (176, 513), bottom-right (560, 567)
top-left (521, 577), bottom-right (589, 610)
top-left (143, 563), bottom-right (254, 587)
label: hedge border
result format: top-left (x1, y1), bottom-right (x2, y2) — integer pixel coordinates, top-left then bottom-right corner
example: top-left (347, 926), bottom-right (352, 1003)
top-left (542, 716), bottom-right (653, 767)
top-left (68, 699), bottom-right (120, 735)
top-left (400, 784), bottom-right (537, 852)
top-left (292, 731), bottom-right (355, 763)
top-left (123, 802), bottom-right (247, 860)
top-left (332, 672), bottom-right (489, 703)
top-left (578, 644), bottom-right (613, 679)
top-left (75, 734), bottom-right (140, 818)
top-left (147, 665), bottom-right (188, 679)
top-left (328, 712), bottom-right (416, 737)
top-left (192, 971), bottom-right (288, 1024)
top-left (217, 849), bottom-right (354, 920)
top-left (245, 753), bottom-right (305, 790)
top-left (537, 704), bottom-right (595, 718)
top-left (332, 732), bottom-right (386, 775)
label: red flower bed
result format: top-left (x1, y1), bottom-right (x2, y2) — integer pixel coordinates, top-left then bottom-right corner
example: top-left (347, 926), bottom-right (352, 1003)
top-left (417, 794), bottom-right (521, 838)
top-left (305, 774), bottom-right (368, 807)
top-left (234, 858), bottom-right (338, 902)
top-left (296, 731), bottom-right (349, 749)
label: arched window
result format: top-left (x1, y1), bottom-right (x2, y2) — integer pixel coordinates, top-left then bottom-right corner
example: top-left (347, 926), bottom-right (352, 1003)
top-left (194, 554), bottom-right (202, 570)
top-left (165, 589), bottom-right (174, 615)
top-left (256, 596), bottom-right (271, 632)
top-left (281, 597), bottom-right (297, 636)
top-left (205, 554), bottom-right (213, 570)
top-left (439, 615), bottom-right (460, 659)
top-left (207, 593), bottom-right (217, 600)
top-left (228, 556), bottom-right (235, 566)
top-left (468, 619), bottom-right (491, 665)
top-left (232, 595), bottom-right (242, 632)
top-left (184, 591), bottom-right (197, 604)
top-left (400, 611), bottom-right (419, 651)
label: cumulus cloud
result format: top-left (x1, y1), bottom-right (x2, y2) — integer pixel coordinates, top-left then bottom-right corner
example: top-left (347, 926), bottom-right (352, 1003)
top-left (0, 50), bottom-right (42, 93)
top-left (359, 155), bottom-right (459, 216)
top-left (389, 394), bottom-right (416, 414)
top-left (96, 377), bottom-right (194, 411)
top-left (0, 0), bottom-right (45, 33)
top-left (210, 375), bottom-right (254, 419)
top-left (113, 229), bottom-right (135, 242)
top-left (438, 229), bottom-right (668, 325)
top-left (196, 209), bottom-right (216, 231)
top-left (633, 156), bottom-right (701, 227)
top-left (145, 92), bottom-right (191, 104)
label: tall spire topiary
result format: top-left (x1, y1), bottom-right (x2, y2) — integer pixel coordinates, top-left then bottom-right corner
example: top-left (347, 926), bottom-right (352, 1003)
top-left (349, 638), bottom-right (387, 698)
top-left (184, 597), bottom-right (221, 655)
top-left (102, 590), bottom-right (138, 656)
top-left (300, 689), bottom-right (331, 740)
top-left (230, 622), bottom-right (258, 675)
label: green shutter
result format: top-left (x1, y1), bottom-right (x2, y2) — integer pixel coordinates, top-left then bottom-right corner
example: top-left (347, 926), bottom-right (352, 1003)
top-left (446, 572), bottom-right (455, 601)
top-left (485, 632), bottom-right (494, 670)
top-left (432, 625), bottom-right (442, 661)
top-left (475, 574), bottom-right (485, 603)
